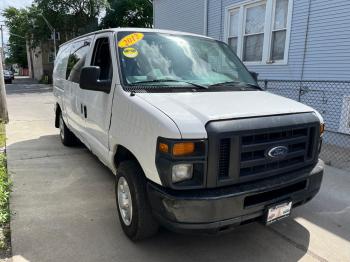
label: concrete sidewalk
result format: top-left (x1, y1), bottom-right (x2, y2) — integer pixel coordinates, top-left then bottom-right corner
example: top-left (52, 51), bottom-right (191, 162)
top-left (5, 83), bottom-right (350, 262)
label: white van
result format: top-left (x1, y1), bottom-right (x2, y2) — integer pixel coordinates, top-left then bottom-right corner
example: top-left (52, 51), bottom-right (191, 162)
top-left (53, 28), bottom-right (324, 241)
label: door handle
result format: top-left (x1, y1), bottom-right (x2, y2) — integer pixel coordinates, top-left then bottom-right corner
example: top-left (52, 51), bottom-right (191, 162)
top-left (83, 105), bottom-right (87, 118)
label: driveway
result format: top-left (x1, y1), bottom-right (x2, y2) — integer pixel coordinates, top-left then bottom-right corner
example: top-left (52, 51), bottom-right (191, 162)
top-left (5, 79), bottom-right (350, 262)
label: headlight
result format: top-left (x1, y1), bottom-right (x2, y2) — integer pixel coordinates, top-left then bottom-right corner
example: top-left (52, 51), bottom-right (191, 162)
top-left (172, 164), bottom-right (193, 183)
top-left (156, 138), bottom-right (207, 189)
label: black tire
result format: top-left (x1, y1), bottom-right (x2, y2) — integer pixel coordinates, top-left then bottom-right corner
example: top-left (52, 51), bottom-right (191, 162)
top-left (116, 161), bottom-right (159, 241)
top-left (59, 113), bottom-right (76, 146)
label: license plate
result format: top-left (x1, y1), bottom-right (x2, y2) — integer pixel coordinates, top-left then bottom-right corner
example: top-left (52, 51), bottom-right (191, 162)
top-left (266, 201), bottom-right (292, 224)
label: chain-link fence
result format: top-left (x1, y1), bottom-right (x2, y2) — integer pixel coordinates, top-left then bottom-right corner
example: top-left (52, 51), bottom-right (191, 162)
top-left (259, 80), bottom-right (350, 171)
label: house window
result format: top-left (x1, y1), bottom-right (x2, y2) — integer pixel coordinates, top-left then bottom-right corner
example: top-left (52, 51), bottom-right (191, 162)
top-left (271, 0), bottom-right (289, 60)
top-left (243, 3), bottom-right (266, 62)
top-left (228, 9), bottom-right (239, 54)
top-left (225, 0), bottom-right (292, 64)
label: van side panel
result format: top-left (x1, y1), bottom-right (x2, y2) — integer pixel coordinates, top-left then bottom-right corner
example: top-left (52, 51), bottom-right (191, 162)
top-left (53, 36), bottom-right (94, 147)
top-left (53, 44), bottom-right (71, 125)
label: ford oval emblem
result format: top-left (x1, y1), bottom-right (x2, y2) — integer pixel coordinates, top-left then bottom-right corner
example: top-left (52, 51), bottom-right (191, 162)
top-left (267, 146), bottom-right (289, 159)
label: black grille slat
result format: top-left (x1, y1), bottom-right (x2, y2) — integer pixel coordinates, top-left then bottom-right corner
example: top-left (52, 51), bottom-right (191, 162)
top-left (240, 150), bottom-right (306, 169)
top-left (218, 139), bottom-right (231, 178)
top-left (242, 127), bottom-right (308, 145)
top-left (307, 127), bottom-right (316, 159)
top-left (241, 136), bottom-right (308, 153)
top-left (240, 157), bottom-right (307, 177)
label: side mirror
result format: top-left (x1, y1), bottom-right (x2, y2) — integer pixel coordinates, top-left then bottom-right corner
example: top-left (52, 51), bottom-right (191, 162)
top-left (249, 71), bottom-right (259, 82)
top-left (80, 66), bottom-right (111, 93)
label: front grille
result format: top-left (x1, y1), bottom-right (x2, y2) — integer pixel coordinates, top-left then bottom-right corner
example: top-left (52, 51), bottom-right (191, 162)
top-left (206, 113), bottom-right (320, 188)
top-left (239, 126), bottom-right (316, 177)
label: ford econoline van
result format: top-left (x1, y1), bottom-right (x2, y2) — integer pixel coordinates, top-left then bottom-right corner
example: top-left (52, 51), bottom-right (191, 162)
top-left (53, 28), bottom-right (324, 241)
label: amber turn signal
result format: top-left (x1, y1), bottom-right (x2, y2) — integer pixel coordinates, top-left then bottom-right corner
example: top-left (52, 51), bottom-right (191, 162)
top-left (320, 123), bottom-right (325, 136)
top-left (173, 142), bottom-right (195, 156)
top-left (159, 143), bottom-right (169, 153)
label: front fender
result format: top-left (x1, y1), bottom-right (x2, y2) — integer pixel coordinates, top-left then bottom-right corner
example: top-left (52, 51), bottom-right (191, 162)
top-left (109, 86), bottom-right (181, 185)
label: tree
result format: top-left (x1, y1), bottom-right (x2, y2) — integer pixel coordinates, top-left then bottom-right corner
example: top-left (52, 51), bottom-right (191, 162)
top-left (33, 0), bottom-right (109, 40)
top-left (3, 0), bottom-right (110, 68)
top-left (2, 7), bottom-right (31, 67)
top-left (101, 0), bottom-right (153, 29)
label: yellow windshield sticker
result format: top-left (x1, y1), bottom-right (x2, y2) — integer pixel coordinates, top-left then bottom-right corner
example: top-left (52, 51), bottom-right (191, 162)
top-left (123, 47), bottom-right (139, 58)
top-left (118, 33), bottom-right (144, 48)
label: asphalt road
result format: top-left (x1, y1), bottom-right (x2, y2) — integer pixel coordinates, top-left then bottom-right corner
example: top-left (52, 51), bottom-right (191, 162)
top-left (5, 79), bottom-right (350, 262)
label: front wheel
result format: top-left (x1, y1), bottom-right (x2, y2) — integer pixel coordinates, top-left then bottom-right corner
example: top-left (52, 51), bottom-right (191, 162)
top-left (116, 161), bottom-right (159, 241)
top-left (59, 114), bottom-right (76, 146)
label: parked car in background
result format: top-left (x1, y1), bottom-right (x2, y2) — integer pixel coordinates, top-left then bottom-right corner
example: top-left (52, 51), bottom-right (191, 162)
top-left (3, 70), bottom-right (12, 84)
top-left (53, 28), bottom-right (325, 241)
top-left (9, 70), bottom-right (15, 80)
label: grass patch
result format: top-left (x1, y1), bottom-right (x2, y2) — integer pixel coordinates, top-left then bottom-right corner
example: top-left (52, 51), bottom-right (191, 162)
top-left (0, 122), bottom-right (11, 255)
top-left (0, 124), bottom-right (4, 148)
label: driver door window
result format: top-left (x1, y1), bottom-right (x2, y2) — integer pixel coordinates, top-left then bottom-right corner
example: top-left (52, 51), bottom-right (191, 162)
top-left (91, 37), bottom-right (113, 81)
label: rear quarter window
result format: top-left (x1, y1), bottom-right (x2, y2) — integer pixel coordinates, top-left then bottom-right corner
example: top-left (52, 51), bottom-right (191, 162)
top-left (53, 45), bottom-right (71, 80)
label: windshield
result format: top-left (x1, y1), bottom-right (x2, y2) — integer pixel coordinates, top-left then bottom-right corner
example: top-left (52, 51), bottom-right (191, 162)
top-left (116, 31), bottom-right (258, 91)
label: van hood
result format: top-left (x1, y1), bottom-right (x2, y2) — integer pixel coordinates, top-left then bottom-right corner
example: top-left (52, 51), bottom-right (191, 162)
top-left (137, 91), bottom-right (318, 138)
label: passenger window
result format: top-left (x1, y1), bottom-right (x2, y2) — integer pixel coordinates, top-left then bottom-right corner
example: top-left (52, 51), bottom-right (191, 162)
top-left (91, 37), bottom-right (113, 81)
top-left (66, 41), bottom-right (90, 83)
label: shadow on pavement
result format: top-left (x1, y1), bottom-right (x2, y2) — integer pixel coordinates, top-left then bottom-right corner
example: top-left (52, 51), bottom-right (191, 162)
top-left (5, 78), bottom-right (52, 95)
top-left (7, 134), bottom-right (314, 261)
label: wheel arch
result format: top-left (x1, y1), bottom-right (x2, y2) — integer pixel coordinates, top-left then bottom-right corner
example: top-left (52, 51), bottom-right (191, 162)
top-left (113, 145), bottom-right (145, 176)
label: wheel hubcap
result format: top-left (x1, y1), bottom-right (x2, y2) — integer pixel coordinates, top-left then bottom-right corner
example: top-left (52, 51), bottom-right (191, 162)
top-left (117, 177), bottom-right (133, 226)
top-left (59, 116), bottom-right (65, 140)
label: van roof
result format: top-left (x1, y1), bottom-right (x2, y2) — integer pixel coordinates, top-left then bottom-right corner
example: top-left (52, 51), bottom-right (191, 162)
top-left (59, 28), bottom-right (214, 48)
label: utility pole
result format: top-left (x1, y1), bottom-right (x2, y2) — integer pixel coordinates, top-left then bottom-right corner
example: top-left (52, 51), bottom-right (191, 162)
top-left (39, 14), bottom-right (56, 60)
top-left (0, 23), bottom-right (8, 122)
top-left (0, 50), bottom-right (9, 123)
top-left (0, 24), bottom-right (5, 64)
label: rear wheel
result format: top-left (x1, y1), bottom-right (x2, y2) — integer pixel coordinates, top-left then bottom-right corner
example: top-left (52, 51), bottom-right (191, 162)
top-left (59, 114), bottom-right (76, 146)
top-left (116, 161), bottom-right (159, 241)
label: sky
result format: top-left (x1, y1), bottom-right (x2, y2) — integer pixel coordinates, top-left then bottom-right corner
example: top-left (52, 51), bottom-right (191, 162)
top-left (0, 0), bottom-right (33, 46)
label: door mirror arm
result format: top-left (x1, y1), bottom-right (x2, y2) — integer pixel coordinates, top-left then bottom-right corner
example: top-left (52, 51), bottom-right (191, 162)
top-left (96, 79), bottom-right (112, 93)
top-left (80, 66), bottom-right (111, 93)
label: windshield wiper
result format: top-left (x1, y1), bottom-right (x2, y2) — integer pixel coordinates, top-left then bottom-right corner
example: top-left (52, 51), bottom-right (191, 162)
top-left (130, 79), bottom-right (208, 89)
top-left (208, 81), bottom-right (261, 90)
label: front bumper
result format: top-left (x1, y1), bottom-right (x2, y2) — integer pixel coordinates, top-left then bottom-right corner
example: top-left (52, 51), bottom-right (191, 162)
top-left (147, 159), bottom-right (324, 233)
